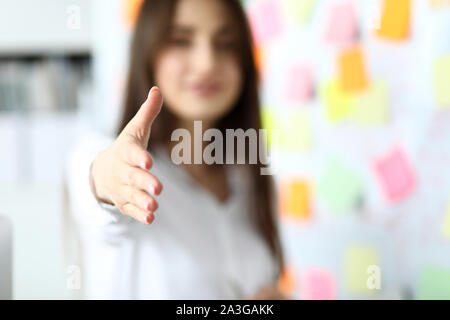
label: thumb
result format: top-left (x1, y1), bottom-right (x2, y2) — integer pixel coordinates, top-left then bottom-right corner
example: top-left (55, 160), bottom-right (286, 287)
top-left (122, 86), bottom-right (163, 147)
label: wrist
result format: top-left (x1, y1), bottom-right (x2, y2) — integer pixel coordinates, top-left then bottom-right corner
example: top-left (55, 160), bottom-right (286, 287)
top-left (89, 157), bottom-right (113, 206)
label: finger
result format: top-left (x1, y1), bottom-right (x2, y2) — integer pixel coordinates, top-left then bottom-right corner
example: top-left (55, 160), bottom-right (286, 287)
top-left (122, 166), bottom-right (163, 196)
top-left (121, 203), bottom-right (155, 225)
top-left (121, 141), bottom-right (153, 170)
top-left (121, 86), bottom-right (163, 147)
top-left (121, 185), bottom-right (159, 212)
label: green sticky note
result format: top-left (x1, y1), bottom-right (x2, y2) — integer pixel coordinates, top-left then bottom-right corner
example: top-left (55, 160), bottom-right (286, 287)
top-left (443, 200), bottom-right (450, 239)
top-left (433, 56), bottom-right (450, 108)
top-left (351, 80), bottom-right (389, 125)
top-left (345, 245), bottom-right (380, 295)
top-left (418, 265), bottom-right (450, 299)
top-left (284, 0), bottom-right (317, 25)
top-left (321, 80), bottom-right (356, 123)
top-left (318, 158), bottom-right (363, 213)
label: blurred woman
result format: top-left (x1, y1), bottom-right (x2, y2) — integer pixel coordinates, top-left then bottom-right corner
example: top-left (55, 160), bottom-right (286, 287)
top-left (66, 0), bottom-right (284, 299)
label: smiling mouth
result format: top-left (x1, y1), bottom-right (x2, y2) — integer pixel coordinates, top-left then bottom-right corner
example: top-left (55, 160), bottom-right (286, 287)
top-left (190, 82), bottom-right (222, 97)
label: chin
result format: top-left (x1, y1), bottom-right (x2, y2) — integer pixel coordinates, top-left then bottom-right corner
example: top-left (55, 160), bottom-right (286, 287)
top-left (184, 102), bottom-right (235, 122)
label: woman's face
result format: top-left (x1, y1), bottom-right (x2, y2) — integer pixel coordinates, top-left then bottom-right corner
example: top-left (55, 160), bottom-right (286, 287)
top-left (154, 0), bottom-right (243, 126)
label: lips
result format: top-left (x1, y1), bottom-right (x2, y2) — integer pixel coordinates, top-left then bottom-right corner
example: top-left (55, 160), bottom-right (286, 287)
top-left (190, 81), bottom-right (221, 97)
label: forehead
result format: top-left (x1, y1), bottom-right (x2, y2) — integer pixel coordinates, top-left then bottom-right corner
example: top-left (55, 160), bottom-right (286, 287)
top-left (172, 0), bottom-right (234, 32)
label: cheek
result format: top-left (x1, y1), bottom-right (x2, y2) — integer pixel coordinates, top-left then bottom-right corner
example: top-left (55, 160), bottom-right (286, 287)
top-left (222, 61), bottom-right (243, 98)
top-left (155, 54), bottom-right (184, 94)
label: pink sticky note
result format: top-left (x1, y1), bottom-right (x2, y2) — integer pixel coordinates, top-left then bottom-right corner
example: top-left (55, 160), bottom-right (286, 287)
top-left (247, 0), bottom-right (282, 45)
top-left (374, 147), bottom-right (416, 203)
top-left (325, 2), bottom-right (358, 45)
top-left (285, 65), bottom-right (315, 103)
top-left (299, 267), bottom-right (336, 300)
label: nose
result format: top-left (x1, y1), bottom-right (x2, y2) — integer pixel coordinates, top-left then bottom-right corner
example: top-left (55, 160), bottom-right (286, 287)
top-left (191, 39), bottom-right (217, 75)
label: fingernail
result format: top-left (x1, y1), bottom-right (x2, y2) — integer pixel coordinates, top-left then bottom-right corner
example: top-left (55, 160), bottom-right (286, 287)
top-left (148, 86), bottom-right (158, 99)
top-left (146, 214), bottom-right (154, 224)
top-left (147, 201), bottom-right (157, 212)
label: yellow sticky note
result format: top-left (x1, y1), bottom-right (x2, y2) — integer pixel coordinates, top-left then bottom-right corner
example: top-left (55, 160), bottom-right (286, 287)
top-left (284, 0), bottom-right (317, 25)
top-left (345, 245), bottom-right (380, 295)
top-left (260, 108), bottom-right (279, 149)
top-left (261, 109), bottom-right (311, 151)
top-left (443, 200), bottom-right (450, 238)
top-left (280, 179), bottom-right (313, 222)
top-left (338, 46), bottom-right (369, 93)
top-left (377, 0), bottom-right (411, 40)
top-left (280, 111), bottom-right (311, 152)
top-left (433, 56), bottom-right (450, 108)
top-left (321, 80), bottom-right (356, 123)
top-left (352, 80), bottom-right (389, 125)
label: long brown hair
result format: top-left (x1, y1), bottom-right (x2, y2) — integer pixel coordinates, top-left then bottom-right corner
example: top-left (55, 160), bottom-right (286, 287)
top-left (118, 0), bottom-right (284, 277)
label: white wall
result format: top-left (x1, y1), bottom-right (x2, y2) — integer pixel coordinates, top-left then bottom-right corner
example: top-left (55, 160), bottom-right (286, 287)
top-left (0, 0), bottom-right (91, 53)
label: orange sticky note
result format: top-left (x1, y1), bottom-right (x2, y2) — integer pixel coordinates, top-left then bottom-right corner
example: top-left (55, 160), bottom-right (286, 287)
top-left (123, 0), bottom-right (144, 28)
top-left (338, 46), bottom-right (369, 93)
top-left (253, 45), bottom-right (264, 77)
top-left (278, 266), bottom-right (296, 297)
top-left (377, 0), bottom-right (411, 40)
top-left (280, 179), bottom-right (313, 221)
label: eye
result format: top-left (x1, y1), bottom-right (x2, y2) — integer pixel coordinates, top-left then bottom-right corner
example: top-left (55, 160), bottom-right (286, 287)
top-left (215, 39), bottom-right (236, 51)
top-left (169, 37), bottom-right (191, 48)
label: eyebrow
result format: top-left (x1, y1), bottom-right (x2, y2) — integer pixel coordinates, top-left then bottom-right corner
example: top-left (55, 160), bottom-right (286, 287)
top-left (169, 25), bottom-right (193, 34)
top-left (169, 24), bottom-right (235, 36)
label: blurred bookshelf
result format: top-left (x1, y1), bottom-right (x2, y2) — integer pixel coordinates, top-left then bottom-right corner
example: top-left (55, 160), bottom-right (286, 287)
top-left (0, 53), bottom-right (92, 115)
top-left (0, 53), bottom-right (92, 184)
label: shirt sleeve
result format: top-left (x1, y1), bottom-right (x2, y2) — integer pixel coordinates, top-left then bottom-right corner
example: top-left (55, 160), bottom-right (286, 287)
top-left (65, 130), bottom-right (134, 233)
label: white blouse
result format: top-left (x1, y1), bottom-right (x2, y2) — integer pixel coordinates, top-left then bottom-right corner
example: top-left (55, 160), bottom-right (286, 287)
top-left (65, 131), bottom-right (280, 299)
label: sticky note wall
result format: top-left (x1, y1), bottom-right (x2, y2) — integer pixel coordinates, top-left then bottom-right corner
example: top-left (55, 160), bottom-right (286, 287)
top-left (244, 0), bottom-right (450, 300)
